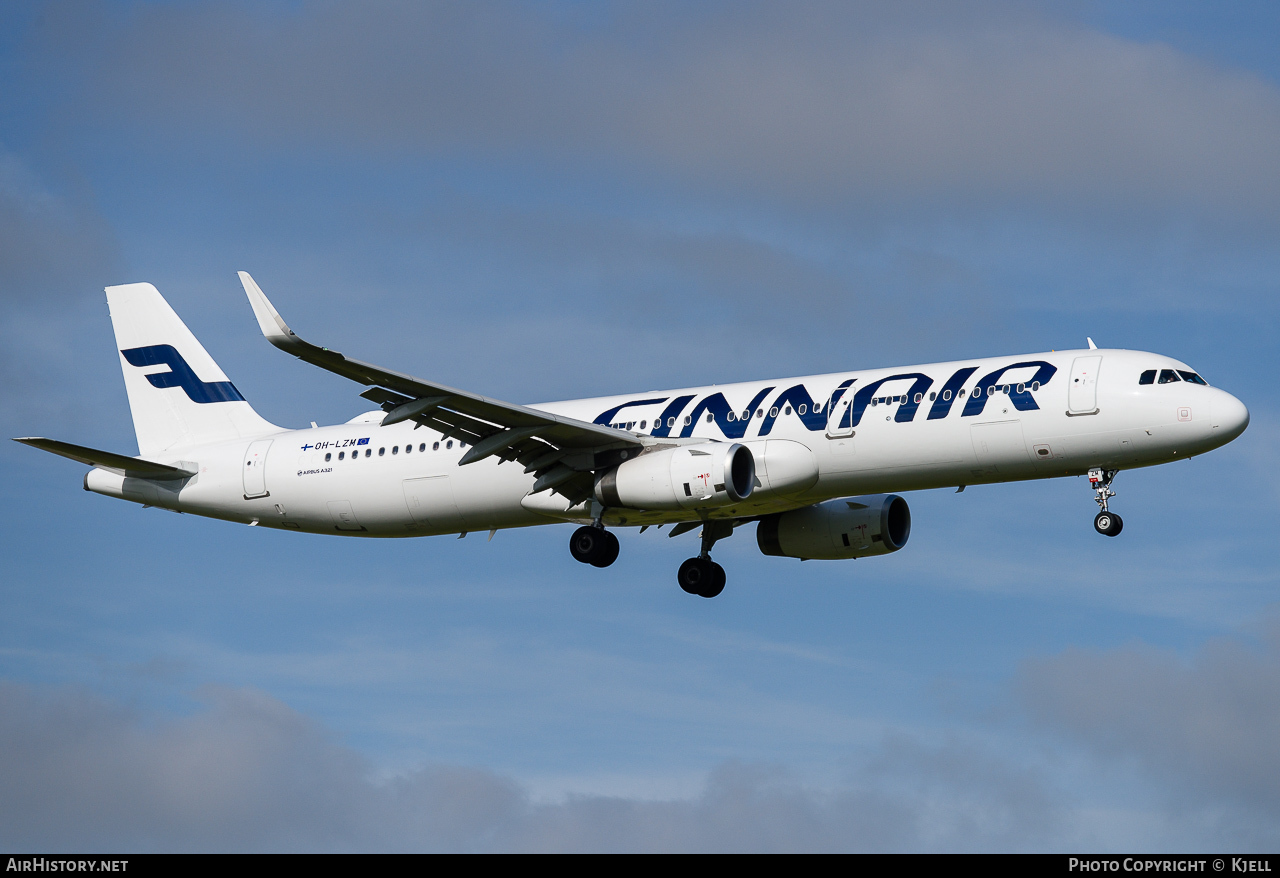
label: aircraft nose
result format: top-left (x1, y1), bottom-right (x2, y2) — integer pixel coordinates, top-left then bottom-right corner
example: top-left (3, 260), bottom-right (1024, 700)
top-left (1211, 390), bottom-right (1250, 442)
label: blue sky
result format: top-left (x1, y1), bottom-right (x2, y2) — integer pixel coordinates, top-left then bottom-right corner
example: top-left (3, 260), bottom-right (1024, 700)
top-left (1, 1), bottom-right (1278, 851)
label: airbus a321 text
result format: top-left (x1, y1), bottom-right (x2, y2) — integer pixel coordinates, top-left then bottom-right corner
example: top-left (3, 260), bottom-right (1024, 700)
top-left (17, 274), bottom-right (1250, 598)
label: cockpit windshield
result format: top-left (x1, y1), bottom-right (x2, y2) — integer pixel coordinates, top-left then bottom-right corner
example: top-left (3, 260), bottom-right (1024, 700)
top-left (1139, 368), bottom-right (1208, 386)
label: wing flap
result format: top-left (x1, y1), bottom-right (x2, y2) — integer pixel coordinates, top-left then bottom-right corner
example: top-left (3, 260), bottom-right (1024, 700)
top-left (14, 438), bottom-right (198, 480)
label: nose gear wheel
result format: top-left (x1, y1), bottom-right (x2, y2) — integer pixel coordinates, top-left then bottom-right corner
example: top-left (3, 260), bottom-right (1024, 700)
top-left (1094, 511), bottom-right (1123, 536)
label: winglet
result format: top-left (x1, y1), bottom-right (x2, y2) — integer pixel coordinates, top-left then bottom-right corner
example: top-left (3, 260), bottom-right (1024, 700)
top-left (1087, 337), bottom-right (1098, 350)
top-left (238, 271), bottom-right (300, 351)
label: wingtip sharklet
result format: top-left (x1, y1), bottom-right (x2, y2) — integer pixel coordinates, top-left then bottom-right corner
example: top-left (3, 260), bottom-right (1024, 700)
top-left (238, 271), bottom-right (297, 347)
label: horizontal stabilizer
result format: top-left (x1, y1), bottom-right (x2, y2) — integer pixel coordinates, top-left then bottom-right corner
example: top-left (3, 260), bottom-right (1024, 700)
top-left (13, 438), bottom-right (197, 480)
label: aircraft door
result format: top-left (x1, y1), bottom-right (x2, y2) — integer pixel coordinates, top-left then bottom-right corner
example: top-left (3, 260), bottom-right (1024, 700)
top-left (327, 500), bottom-right (364, 532)
top-left (242, 439), bottom-right (273, 498)
top-left (826, 396), bottom-right (853, 438)
top-left (971, 420), bottom-right (1030, 474)
top-left (1068, 356), bottom-right (1102, 414)
top-left (403, 476), bottom-right (467, 532)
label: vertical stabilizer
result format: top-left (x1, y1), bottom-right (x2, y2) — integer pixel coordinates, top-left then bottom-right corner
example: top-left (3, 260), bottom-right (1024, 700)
top-left (106, 283), bottom-right (280, 456)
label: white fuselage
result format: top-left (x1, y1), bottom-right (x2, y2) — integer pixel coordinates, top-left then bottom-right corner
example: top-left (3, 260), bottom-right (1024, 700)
top-left (84, 347), bottom-right (1249, 537)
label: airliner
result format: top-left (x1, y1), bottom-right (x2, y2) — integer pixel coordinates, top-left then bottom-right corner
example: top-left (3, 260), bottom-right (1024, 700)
top-left (16, 274), bottom-right (1250, 598)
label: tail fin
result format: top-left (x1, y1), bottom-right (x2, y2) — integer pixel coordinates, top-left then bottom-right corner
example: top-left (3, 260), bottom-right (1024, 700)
top-left (106, 283), bottom-right (280, 456)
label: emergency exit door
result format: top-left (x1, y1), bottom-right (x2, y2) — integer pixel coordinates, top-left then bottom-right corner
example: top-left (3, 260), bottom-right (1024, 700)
top-left (242, 439), bottom-right (273, 498)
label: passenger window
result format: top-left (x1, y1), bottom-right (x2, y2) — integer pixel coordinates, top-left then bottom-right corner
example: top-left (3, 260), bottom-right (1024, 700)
top-left (769, 407), bottom-right (779, 418)
top-left (392, 446), bottom-right (398, 454)
top-left (379, 447), bottom-right (386, 456)
top-left (325, 452), bottom-right (331, 462)
top-left (404, 444), bottom-right (410, 454)
top-left (914, 393), bottom-right (922, 403)
top-left (756, 409), bottom-right (763, 418)
top-left (784, 405), bottom-right (792, 415)
top-left (942, 389), bottom-right (951, 401)
top-left (338, 451), bottom-right (344, 460)
top-left (365, 448), bottom-right (371, 458)
top-left (640, 420), bottom-right (647, 430)
top-left (1139, 370), bottom-right (1156, 385)
top-left (419, 443), bottom-right (426, 452)
top-left (958, 389), bottom-right (965, 397)
top-left (1032, 382), bottom-right (1040, 391)
top-left (668, 417), bottom-right (676, 428)
top-left (871, 398), bottom-right (878, 407)
top-left (446, 440), bottom-right (453, 449)
top-left (1016, 383), bottom-right (1025, 393)
top-left (433, 442), bottom-right (439, 451)
top-left (727, 412), bottom-right (737, 422)
top-left (706, 413), bottom-right (713, 423)
top-left (1158, 369), bottom-right (1181, 384)
top-left (1178, 371), bottom-right (1208, 386)
top-left (798, 404), bottom-right (807, 415)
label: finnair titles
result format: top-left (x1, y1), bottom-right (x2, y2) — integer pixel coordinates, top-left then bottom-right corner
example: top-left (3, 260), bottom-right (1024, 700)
top-left (17, 274), bottom-right (1250, 598)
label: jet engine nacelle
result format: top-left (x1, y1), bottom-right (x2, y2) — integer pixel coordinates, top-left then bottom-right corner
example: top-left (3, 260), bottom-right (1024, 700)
top-left (757, 494), bottom-right (911, 560)
top-left (595, 442), bottom-right (755, 510)
top-left (740, 439), bottom-right (819, 497)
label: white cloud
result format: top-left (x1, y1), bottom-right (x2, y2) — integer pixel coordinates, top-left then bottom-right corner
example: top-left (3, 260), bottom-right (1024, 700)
top-left (0, 680), bottom-right (1064, 852)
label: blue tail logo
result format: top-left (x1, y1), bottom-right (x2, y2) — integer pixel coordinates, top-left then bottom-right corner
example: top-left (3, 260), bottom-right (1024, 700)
top-left (121, 344), bottom-right (246, 404)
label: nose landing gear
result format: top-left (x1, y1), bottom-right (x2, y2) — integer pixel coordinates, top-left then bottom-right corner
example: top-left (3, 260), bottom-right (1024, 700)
top-left (569, 523), bottom-right (620, 567)
top-left (1089, 467), bottom-right (1123, 536)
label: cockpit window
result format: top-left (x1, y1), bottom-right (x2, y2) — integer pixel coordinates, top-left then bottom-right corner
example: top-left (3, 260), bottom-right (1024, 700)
top-left (1177, 370), bottom-right (1208, 386)
top-left (1158, 369), bottom-right (1181, 384)
top-left (1139, 370), bottom-right (1156, 385)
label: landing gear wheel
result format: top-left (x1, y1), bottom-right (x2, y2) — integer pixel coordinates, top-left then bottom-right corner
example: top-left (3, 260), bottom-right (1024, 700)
top-left (570, 526), bottom-right (608, 565)
top-left (677, 558), bottom-right (726, 598)
top-left (702, 562), bottom-right (726, 598)
top-left (590, 530), bottom-right (620, 568)
top-left (678, 558), bottom-right (708, 595)
top-left (1094, 511), bottom-right (1123, 537)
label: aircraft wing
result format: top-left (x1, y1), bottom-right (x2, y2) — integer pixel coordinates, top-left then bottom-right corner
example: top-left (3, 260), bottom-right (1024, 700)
top-left (14, 437), bottom-right (197, 480)
top-left (239, 272), bottom-right (642, 503)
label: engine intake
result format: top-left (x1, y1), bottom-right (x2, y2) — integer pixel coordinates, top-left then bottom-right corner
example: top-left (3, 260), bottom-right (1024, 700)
top-left (757, 494), bottom-right (911, 560)
top-left (596, 442), bottom-right (754, 510)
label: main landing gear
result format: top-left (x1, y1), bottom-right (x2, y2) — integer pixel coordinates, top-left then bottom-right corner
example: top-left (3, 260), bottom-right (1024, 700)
top-left (567, 518), bottom-right (734, 599)
top-left (569, 524), bottom-right (619, 568)
top-left (1089, 467), bottom-right (1123, 537)
top-left (677, 520), bottom-right (732, 599)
